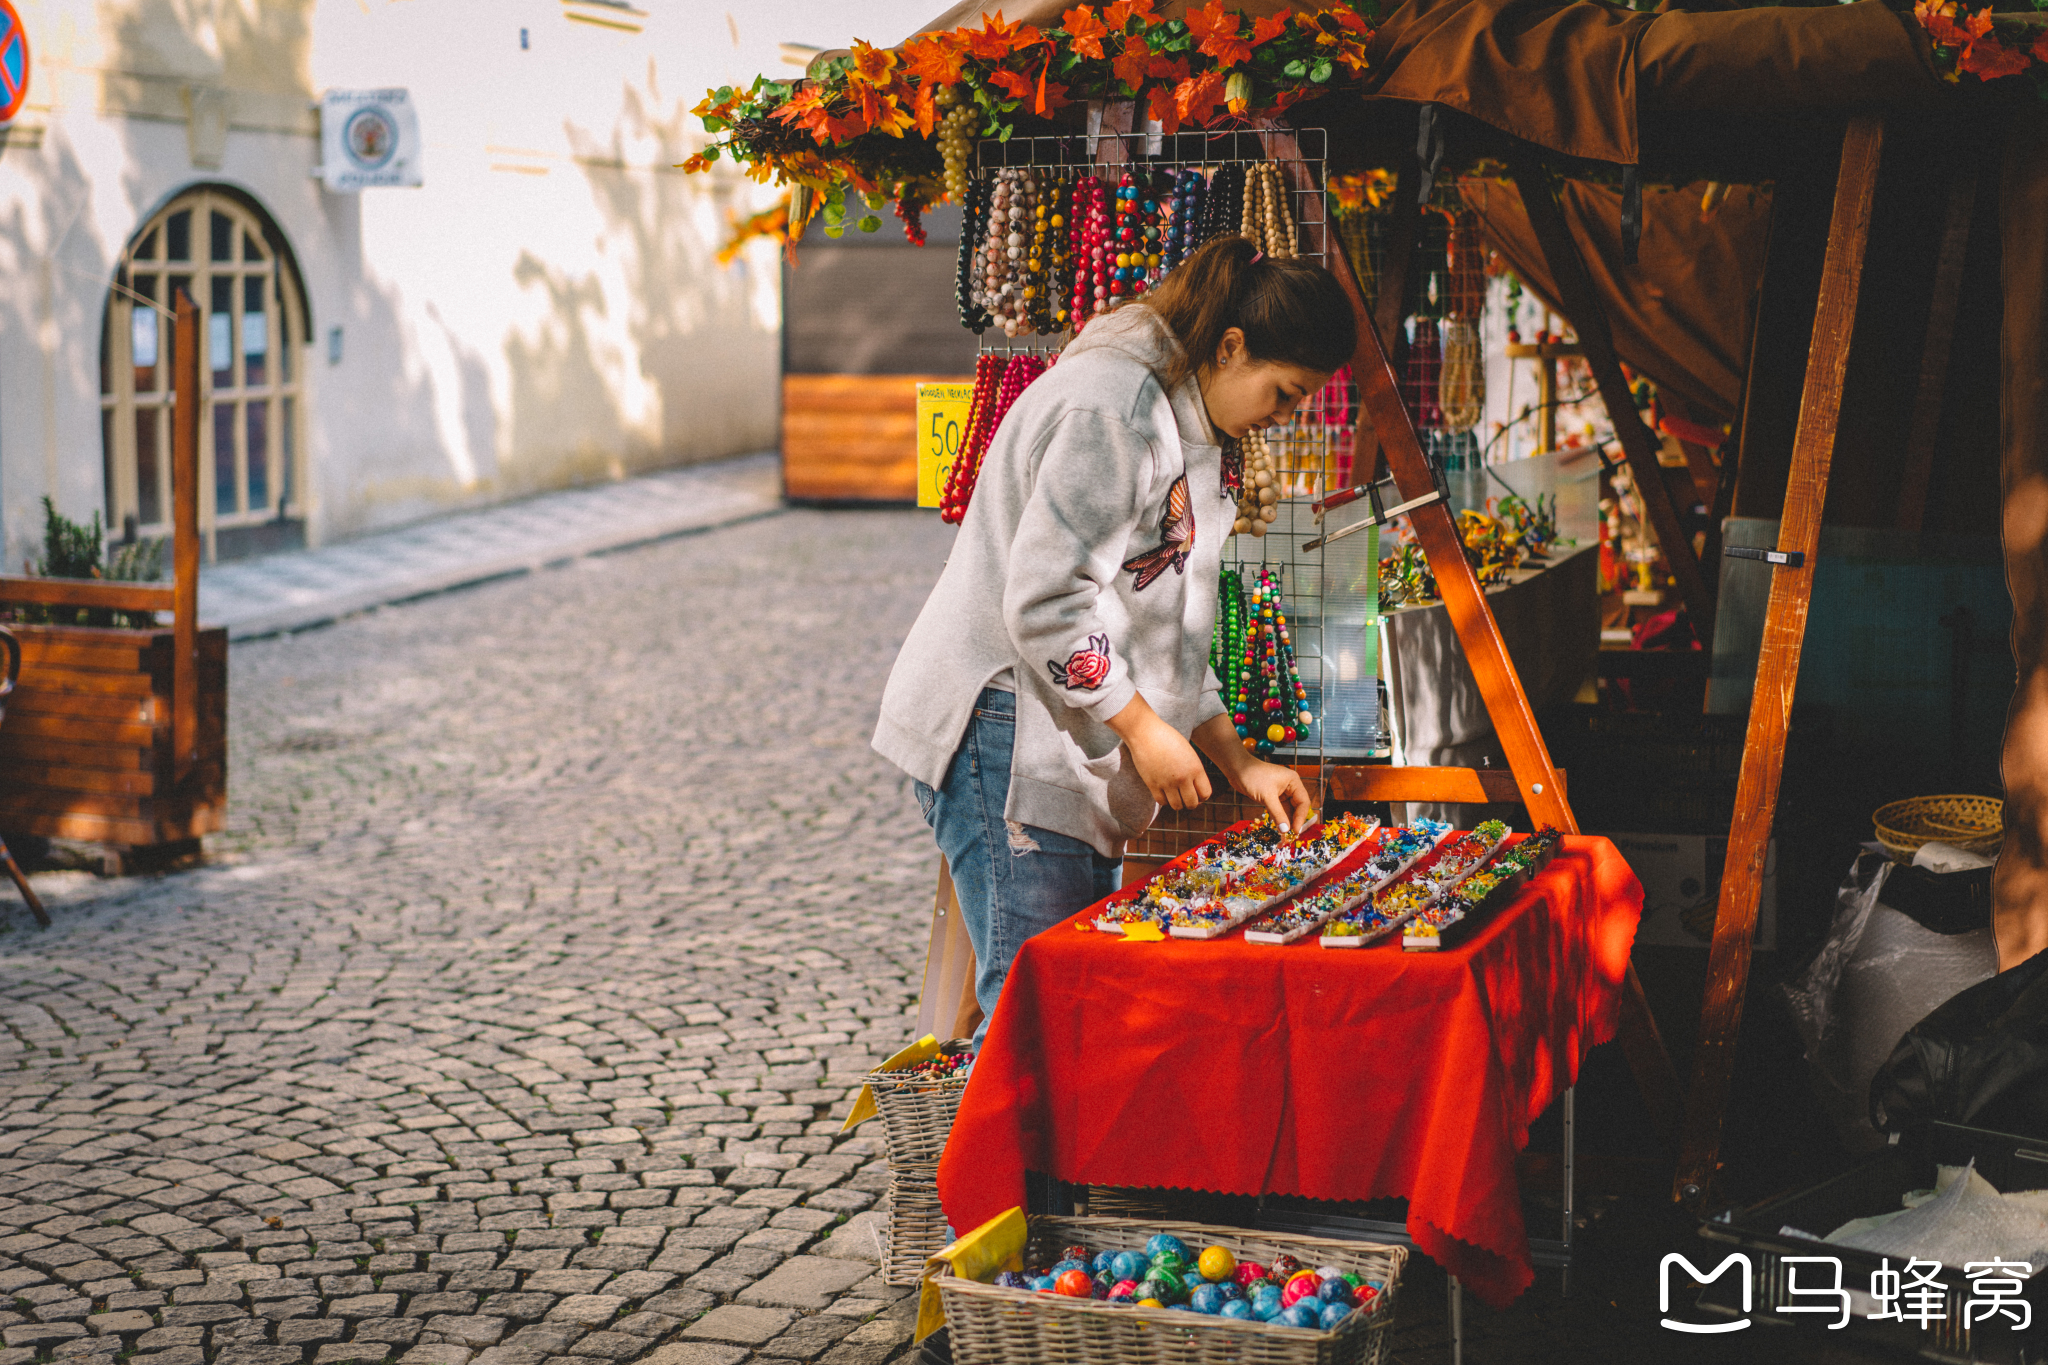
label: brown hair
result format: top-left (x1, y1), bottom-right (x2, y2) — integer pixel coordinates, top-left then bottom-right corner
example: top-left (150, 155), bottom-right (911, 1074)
top-left (1139, 235), bottom-right (1359, 390)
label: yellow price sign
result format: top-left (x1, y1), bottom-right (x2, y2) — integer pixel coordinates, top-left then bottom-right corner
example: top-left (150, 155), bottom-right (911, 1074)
top-left (916, 382), bottom-right (973, 509)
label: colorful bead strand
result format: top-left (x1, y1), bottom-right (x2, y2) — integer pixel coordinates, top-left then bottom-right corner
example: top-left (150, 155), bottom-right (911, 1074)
top-left (1068, 174), bottom-right (1110, 329)
top-left (1231, 567), bottom-right (1313, 757)
top-left (939, 353), bottom-right (1004, 524)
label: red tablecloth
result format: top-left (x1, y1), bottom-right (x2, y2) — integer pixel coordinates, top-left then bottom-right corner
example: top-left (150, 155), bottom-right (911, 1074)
top-left (936, 833), bottom-right (1643, 1309)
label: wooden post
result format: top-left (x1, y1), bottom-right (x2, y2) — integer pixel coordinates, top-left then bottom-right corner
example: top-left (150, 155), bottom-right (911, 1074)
top-left (1674, 117), bottom-right (1886, 1207)
top-left (172, 290), bottom-right (200, 785)
top-left (1298, 146), bottom-right (1686, 1144)
top-left (1510, 157), bottom-right (1717, 646)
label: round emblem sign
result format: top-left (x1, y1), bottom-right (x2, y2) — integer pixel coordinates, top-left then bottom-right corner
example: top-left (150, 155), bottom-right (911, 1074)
top-left (343, 105), bottom-right (397, 170)
top-left (0, 1), bottom-right (29, 126)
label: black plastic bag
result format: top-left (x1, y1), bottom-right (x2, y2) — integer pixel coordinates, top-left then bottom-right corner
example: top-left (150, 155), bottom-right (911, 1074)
top-left (1872, 947), bottom-right (2048, 1138)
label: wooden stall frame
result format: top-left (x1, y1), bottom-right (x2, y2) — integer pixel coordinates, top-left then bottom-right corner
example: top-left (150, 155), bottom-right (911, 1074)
top-left (1672, 117), bottom-right (1887, 1206)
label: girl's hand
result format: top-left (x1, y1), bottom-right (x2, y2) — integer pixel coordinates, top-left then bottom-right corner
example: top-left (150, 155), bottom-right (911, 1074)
top-left (1192, 712), bottom-right (1314, 833)
top-left (1107, 694), bottom-right (1213, 810)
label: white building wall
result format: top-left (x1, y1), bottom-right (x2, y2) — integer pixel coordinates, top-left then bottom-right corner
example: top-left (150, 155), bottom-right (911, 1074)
top-left (0, 0), bottom-right (917, 563)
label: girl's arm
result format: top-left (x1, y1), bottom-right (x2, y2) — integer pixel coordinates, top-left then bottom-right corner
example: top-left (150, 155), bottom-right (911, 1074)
top-left (1192, 714), bottom-right (1316, 833)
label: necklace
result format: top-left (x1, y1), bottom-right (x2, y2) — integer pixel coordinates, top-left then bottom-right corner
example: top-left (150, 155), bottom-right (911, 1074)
top-left (941, 353), bottom-right (1004, 523)
top-left (1069, 174), bottom-right (1109, 329)
top-left (956, 174), bottom-right (992, 334)
top-left (1242, 162), bottom-right (1298, 258)
top-left (1237, 566), bottom-right (1312, 756)
top-left (1165, 168), bottom-right (1205, 271)
top-left (1111, 171), bottom-right (1143, 300)
top-left (1231, 428), bottom-right (1280, 537)
top-left (1198, 164), bottom-right (1243, 248)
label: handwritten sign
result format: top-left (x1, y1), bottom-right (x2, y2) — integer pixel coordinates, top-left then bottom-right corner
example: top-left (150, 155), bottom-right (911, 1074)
top-left (915, 382), bottom-right (973, 509)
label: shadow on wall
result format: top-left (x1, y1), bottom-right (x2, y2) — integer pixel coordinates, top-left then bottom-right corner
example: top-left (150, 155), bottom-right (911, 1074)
top-left (0, 133), bottom-right (110, 564)
top-left (534, 69), bottom-right (778, 477)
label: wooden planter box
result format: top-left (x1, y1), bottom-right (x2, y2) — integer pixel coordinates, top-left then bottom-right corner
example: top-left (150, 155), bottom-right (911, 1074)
top-left (0, 623), bottom-right (226, 852)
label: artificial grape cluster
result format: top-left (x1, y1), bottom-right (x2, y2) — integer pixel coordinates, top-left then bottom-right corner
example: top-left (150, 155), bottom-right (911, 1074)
top-left (989, 1233), bottom-right (1383, 1331)
top-left (935, 89), bottom-right (976, 205)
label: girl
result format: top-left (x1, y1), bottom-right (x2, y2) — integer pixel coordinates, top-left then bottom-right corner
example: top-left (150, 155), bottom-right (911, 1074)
top-left (873, 236), bottom-right (1359, 1038)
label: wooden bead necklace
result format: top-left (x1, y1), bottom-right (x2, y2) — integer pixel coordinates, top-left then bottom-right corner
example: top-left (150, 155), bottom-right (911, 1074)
top-left (1232, 428), bottom-right (1281, 537)
top-left (1241, 162), bottom-right (1298, 259)
top-left (1109, 170), bottom-right (1148, 300)
top-left (1026, 177), bottom-right (1061, 335)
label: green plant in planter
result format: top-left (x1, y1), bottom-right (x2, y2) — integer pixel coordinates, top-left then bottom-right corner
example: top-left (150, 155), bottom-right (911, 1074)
top-left (18, 497), bottom-right (164, 628)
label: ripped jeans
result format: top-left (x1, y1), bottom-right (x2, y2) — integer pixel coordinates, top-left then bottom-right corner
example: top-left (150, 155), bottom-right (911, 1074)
top-left (915, 688), bottom-right (1121, 1049)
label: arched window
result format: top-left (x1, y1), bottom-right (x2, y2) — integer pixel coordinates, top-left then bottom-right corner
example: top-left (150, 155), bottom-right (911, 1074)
top-left (101, 188), bottom-right (306, 556)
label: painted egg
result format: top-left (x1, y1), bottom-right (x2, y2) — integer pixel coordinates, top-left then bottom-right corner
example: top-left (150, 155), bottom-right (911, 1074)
top-left (1091, 1251), bottom-right (1117, 1276)
top-left (1030, 1275), bottom-right (1056, 1291)
top-left (1110, 1251), bottom-right (1148, 1282)
top-left (1197, 1246), bottom-right (1236, 1282)
top-left (1234, 1263), bottom-right (1268, 1288)
top-left (1270, 1255), bottom-right (1303, 1278)
top-left (1280, 1303), bottom-right (1323, 1329)
top-left (1051, 1259), bottom-right (1088, 1276)
top-left (1280, 1273), bottom-right (1320, 1308)
top-left (1135, 1277), bottom-right (1170, 1304)
top-left (1150, 1250), bottom-right (1187, 1278)
top-left (994, 1271), bottom-right (1029, 1289)
top-left (1188, 1284), bottom-right (1226, 1315)
top-left (1219, 1298), bottom-right (1254, 1320)
top-left (1315, 1265), bottom-right (1345, 1282)
top-left (1319, 1301), bottom-right (1355, 1330)
top-left (1107, 1279), bottom-right (1139, 1301)
top-left (1137, 1297), bottom-right (1164, 1309)
top-left (1318, 1278), bottom-right (1354, 1305)
top-left (1054, 1269), bottom-right (1093, 1297)
top-left (1146, 1234), bottom-right (1189, 1261)
top-left (1149, 1268), bottom-right (1186, 1300)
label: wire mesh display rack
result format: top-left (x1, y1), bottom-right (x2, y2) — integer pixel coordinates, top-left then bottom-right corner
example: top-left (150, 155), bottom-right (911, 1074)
top-left (970, 125), bottom-right (1389, 861)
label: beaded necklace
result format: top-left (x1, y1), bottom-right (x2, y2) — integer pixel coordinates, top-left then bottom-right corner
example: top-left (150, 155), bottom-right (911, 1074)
top-left (1198, 164), bottom-right (1244, 247)
top-left (1068, 175), bottom-right (1110, 329)
top-left (1164, 168), bottom-right (1205, 271)
top-left (1046, 173), bottom-right (1073, 331)
top-left (940, 353), bottom-right (1004, 524)
top-left (1241, 162), bottom-right (1298, 258)
top-left (1232, 428), bottom-right (1280, 537)
top-left (955, 174), bottom-right (992, 334)
top-left (1210, 566), bottom-right (1246, 690)
top-left (1110, 171), bottom-right (1145, 301)
top-left (1231, 566), bottom-right (1313, 757)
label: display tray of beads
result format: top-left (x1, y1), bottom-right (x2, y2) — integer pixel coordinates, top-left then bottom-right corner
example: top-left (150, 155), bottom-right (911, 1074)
top-left (1320, 821), bottom-right (1507, 949)
top-left (1165, 813), bottom-right (1380, 940)
top-left (1402, 829), bottom-right (1563, 952)
top-left (1092, 816), bottom-right (1288, 934)
top-left (1241, 821), bottom-right (1447, 945)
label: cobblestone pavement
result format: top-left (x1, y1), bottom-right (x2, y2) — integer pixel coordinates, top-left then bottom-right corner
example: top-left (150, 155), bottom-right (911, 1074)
top-left (0, 508), bottom-right (959, 1365)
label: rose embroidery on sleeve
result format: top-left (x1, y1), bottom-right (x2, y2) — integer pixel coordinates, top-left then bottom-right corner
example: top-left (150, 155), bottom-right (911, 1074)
top-left (1048, 633), bottom-right (1112, 691)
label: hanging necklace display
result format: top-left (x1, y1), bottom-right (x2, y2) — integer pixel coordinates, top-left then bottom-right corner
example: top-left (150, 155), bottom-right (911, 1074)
top-left (1025, 174), bottom-right (1058, 334)
top-left (1069, 174), bottom-right (1110, 329)
top-left (1232, 429), bottom-right (1280, 537)
top-left (986, 169), bottom-right (1036, 337)
top-left (956, 173), bottom-right (992, 334)
top-left (1110, 171), bottom-right (1152, 301)
top-left (1164, 168), bottom-right (1205, 271)
top-left (1241, 162), bottom-right (1298, 258)
top-left (1198, 164), bottom-right (1244, 249)
top-left (940, 353), bottom-right (1005, 524)
top-left (1046, 172), bottom-right (1073, 331)
top-left (1226, 566), bottom-right (1313, 757)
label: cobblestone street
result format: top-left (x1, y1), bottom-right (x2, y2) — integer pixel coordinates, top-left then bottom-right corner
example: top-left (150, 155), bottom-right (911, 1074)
top-left (0, 509), bottom-right (959, 1365)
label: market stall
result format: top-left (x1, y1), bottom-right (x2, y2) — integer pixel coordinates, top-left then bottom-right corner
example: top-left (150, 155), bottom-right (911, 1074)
top-left (937, 829), bottom-right (1644, 1308)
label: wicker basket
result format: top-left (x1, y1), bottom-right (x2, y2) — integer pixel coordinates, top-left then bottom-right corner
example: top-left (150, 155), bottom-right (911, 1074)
top-left (868, 1064), bottom-right (970, 1165)
top-left (933, 1214), bottom-right (1407, 1365)
top-left (1873, 795), bottom-right (2004, 863)
top-left (865, 1062), bottom-right (971, 1286)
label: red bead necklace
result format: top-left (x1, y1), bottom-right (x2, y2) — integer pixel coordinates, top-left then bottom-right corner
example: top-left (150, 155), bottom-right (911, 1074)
top-left (1068, 175), bottom-right (1109, 331)
top-left (940, 353), bottom-right (1004, 524)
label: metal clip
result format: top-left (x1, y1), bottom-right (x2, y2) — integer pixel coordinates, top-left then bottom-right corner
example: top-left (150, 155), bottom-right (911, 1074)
top-left (1722, 545), bottom-right (1806, 569)
top-left (1301, 488), bottom-right (1445, 551)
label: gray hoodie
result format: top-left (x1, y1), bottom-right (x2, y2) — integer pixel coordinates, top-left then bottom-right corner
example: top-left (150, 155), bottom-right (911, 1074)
top-left (872, 306), bottom-right (1233, 857)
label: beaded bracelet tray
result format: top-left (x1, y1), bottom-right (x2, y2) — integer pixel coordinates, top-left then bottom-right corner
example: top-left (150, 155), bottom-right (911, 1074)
top-left (1090, 816), bottom-right (1290, 934)
top-left (1402, 828), bottom-right (1563, 952)
top-left (1165, 812), bottom-right (1381, 940)
top-left (1240, 821), bottom-right (1449, 945)
top-left (1320, 821), bottom-right (1510, 949)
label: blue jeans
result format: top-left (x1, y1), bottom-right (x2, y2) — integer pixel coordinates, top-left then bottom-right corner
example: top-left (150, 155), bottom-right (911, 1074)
top-left (915, 688), bottom-right (1121, 1048)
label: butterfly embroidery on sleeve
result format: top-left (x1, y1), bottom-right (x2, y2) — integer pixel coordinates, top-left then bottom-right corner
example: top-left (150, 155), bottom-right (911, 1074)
top-left (1121, 472), bottom-right (1193, 591)
top-left (1048, 634), bottom-right (1112, 690)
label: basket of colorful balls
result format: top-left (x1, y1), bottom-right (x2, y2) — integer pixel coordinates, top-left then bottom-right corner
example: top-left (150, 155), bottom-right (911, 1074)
top-left (935, 1215), bottom-right (1405, 1365)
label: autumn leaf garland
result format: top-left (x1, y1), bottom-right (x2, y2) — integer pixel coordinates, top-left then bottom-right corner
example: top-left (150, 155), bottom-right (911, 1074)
top-left (686, 0), bottom-right (1378, 221)
top-left (1914, 0), bottom-right (2048, 87)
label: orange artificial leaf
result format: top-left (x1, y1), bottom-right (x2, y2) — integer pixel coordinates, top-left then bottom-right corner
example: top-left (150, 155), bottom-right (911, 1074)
top-left (2033, 29), bottom-right (2048, 63)
top-left (1111, 33), bottom-right (1152, 91)
top-left (1188, 0), bottom-right (1254, 69)
top-left (1147, 52), bottom-right (1191, 84)
top-left (1962, 33), bottom-right (2030, 77)
top-left (989, 66), bottom-right (1036, 101)
top-left (1963, 5), bottom-right (1994, 41)
top-left (1063, 5), bottom-right (1110, 59)
top-left (1175, 69), bottom-right (1228, 126)
top-left (1250, 13), bottom-right (1288, 46)
top-left (848, 39), bottom-right (897, 88)
top-left (902, 33), bottom-right (968, 86)
top-left (682, 153), bottom-right (715, 174)
top-left (1104, 0), bottom-right (1161, 32)
top-left (820, 108), bottom-right (869, 143)
top-left (912, 81), bottom-right (940, 137)
top-left (1913, 0), bottom-right (1968, 46)
top-left (1035, 64), bottom-right (1073, 115)
top-left (1146, 80), bottom-right (1181, 135)
top-left (964, 11), bottom-right (1043, 60)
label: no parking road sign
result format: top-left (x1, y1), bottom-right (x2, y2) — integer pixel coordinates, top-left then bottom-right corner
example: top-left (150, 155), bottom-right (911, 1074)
top-left (0, 1), bottom-right (29, 126)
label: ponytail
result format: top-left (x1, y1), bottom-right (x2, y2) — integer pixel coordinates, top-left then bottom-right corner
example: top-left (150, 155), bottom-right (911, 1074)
top-left (1140, 236), bottom-right (1358, 390)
